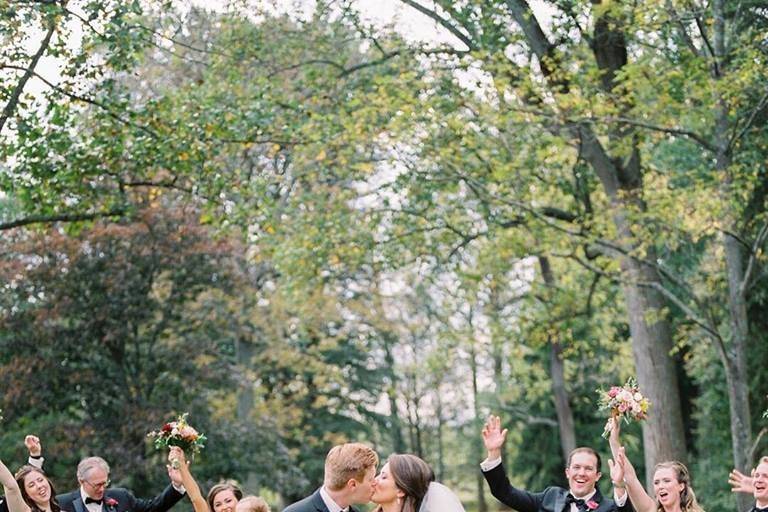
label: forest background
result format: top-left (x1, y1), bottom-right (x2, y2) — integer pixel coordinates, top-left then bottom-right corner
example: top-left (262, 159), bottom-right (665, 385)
top-left (1, 1), bottom-right (767, 511)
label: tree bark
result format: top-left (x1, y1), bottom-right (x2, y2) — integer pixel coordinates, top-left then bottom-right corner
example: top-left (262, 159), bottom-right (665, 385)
top-left (539, 256), bottom-right (576, 461)
top-left (468, 309), bottom-right (488, 512)
top-left (711, 3), bottom-right (753, 509)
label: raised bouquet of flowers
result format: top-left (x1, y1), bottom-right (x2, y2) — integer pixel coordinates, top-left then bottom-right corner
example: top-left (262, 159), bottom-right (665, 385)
top-left (148, 413), bottom-right (206, 467)
top-left (598, 377), bottom-right (650, 438)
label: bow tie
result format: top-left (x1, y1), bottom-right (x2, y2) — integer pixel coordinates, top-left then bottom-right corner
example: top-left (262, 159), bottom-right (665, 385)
top-left (85, 498), bottom-right (103, 505)
top-left (565, 494), bottom-right (587, 512)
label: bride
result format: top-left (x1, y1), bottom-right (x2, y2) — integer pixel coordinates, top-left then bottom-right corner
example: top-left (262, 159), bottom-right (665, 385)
top-left (370, 454), bottom-right (464, 512)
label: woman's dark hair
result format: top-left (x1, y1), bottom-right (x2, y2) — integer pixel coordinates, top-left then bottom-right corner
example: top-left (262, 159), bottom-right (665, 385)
top-left (387, 454), bottom-right (435, 512)
top-left (14, 466), bottom-right (61, 512)
top-left (207, 481), bottom-right (243, 512)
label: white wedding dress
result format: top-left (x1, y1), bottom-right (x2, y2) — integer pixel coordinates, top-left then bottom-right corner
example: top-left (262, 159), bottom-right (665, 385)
top-left (418, 482), bottom-right (466, 512)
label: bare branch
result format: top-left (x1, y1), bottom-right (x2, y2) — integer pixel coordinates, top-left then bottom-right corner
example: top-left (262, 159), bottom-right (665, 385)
top-left (398, 0), bottom-right (475, 50)
top-left (739, 219), bottom-right (768, 295)
top-left (1, 65), bottom-right (160, 139)
top-left (729, 88), bottom-right (768, 150)
top-left (0, 18), bottom-right (56, 133)
top-left (0, 209), bottom-right (126, 231)
top-left (605, 116), bottom-right (716, 152)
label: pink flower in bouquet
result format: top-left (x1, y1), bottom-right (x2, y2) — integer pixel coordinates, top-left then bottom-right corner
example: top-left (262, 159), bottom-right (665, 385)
top-left (608, 387), bottom-right (619, 398)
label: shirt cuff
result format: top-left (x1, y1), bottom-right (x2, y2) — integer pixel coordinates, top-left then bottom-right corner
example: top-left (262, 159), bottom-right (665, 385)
top-left (28, 456), bottom-right (44, 468)
top-left (613, 490), bottom-right (627, 506)
top-left (480, 456), bottom-right (502, 472)
top-left (172, 483), bottom-right (186, 495)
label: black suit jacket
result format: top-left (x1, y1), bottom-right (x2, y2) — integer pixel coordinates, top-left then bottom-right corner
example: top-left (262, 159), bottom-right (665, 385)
top-left (281, 489), bottom-right (360, 512)
top-left (482, 462), bottom-right (631, 512)
top-left (57, 486), bottom-right (184, 512)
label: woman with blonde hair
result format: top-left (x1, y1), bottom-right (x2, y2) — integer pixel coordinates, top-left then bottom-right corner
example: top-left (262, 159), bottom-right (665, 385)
top-left (607, 418), bottom-right (704, 512)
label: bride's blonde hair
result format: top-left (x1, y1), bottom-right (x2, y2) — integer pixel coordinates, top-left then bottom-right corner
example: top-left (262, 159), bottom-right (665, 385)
top-left (653, 461), bottom-right (704, 512)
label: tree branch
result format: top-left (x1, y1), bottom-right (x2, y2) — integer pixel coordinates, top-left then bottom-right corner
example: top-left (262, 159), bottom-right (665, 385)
top-left (0, 18), bottom-right (56, 133)
top-left (1, 65), bottom-right (159, 139)
top-left (605, 116), bottom-right (716, 152)
top-left (0, 209), bottom-right (127, 231)
top-left (398, 0), bottom-right (476, 50)
top-left (739, 219), bottom-right (768, 295)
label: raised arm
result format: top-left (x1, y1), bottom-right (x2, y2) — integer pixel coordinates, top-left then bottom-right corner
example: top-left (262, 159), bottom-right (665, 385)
top-left (169, 447), bottom-right (208, 512)
top-left (0, 458), bottom-right (31, 512)
top-left (616, 447), bottom-right (655, 512)
top-left (606, 417), bottom-right (627, 501)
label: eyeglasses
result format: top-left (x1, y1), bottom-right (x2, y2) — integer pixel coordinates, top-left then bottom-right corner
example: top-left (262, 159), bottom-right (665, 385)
top-left (85, 479), bottom-right (111, 490)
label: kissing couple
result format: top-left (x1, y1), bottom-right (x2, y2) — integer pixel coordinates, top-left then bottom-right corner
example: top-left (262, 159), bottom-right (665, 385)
top-left (282, 443), bottom-right (465, 512)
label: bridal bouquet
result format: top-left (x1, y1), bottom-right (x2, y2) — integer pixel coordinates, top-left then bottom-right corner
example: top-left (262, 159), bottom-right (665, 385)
top-left (598, 378), bottom-right (650, 438)
top-left (148, 413), bottom-right (206, 467)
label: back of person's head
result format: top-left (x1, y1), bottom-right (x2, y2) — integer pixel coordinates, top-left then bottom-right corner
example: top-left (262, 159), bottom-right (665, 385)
top-left (324, 443), bottom-right (379, 491)
top-left (236, 495), bottom-right (270, 512)
top-left (15, 466), bottom-right (60, 512)
top-left (653, 461), bottom-right (704, 512)
top-left (387, 454), bottom-right (435, 512)
top-left (207, 481), bottom-right (244, 512)
top-left (566, 447), bottom-right (601, 472)
top-left (77, 457), bottom-right (110, 481)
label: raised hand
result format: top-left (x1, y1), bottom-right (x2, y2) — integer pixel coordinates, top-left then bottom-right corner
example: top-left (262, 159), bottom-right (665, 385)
top-left (608, 455), bottom-right (624, 486)
top-left (481, 415), bottom-right (508, 459)
top-left (24, 435), bottom-right (42, 457)
top-left (167, 447), bottom-right (187, 486)
top-left (728, 468), bottom-right (755, 494)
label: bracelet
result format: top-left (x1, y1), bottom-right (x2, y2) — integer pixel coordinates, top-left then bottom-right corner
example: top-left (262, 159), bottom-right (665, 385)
top-left (612, 480), bottom-right (626, 488)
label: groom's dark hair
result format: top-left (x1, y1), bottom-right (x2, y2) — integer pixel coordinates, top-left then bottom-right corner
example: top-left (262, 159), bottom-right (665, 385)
top-left (567, 447), bottom-right (602, 472)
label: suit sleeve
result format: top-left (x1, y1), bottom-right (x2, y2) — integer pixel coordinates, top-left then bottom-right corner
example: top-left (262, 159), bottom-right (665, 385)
top-left (130, 485), bottom-right (184, 512)
top-left (481, 462), bottom-right (544, 512)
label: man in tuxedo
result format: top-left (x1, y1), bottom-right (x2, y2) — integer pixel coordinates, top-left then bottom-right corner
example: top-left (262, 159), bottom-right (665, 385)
top-left (481, 415), bottom-right (630, 512)
top-left (730, 456), bottom-right (768, 512)
top-left (57, 457), bottom-right (185, 512)
top-left (282, 443), bottom-right (378, 512)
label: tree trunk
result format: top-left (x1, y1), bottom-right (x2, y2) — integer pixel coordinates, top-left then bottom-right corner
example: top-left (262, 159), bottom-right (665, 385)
top-left (436, 391), bottom-right (445, 481)
top-left (469, 310), bottom-right (488, 512)
top-left (712, 3), bottom-right (753, 508)
top-left (539, 256), bottom-right (576, 461)
top-left (383, 335), bottom-right (407, 452)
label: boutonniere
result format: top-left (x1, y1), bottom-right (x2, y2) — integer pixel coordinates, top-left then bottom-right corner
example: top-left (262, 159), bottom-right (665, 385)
top-left (105, 498), bottom-right (119, 508)
top-left (586, 500), bottom-right (599, 510)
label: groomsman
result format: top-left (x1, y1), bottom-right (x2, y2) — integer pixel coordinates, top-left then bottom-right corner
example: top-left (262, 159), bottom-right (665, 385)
top-left (57, 457), bottom-right (185, 512)
top-left (282, 443), bottom-right (378, 512)
top-left (480, 415), bottom-right (630, 512)
top-left (729, 456), bottom-right (768, 512)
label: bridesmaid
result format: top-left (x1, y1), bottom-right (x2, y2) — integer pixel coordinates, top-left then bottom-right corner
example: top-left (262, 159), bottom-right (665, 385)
top-left (607, 418), bottom-right (705, 512)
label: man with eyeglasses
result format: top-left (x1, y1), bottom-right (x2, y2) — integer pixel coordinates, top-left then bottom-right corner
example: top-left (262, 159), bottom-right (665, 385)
top-left (480, 415), bottom-right (632, 512)
top-left (58, 457), bottom-right (185, 512)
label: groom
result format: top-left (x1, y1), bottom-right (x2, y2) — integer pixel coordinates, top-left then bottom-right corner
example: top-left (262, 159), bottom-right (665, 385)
top-left (58, 456), bottom-right (186, 512)
top-left (481, 415), bottom-right (630, 512)
top-left (282, 443), bottom-right (378, 512)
